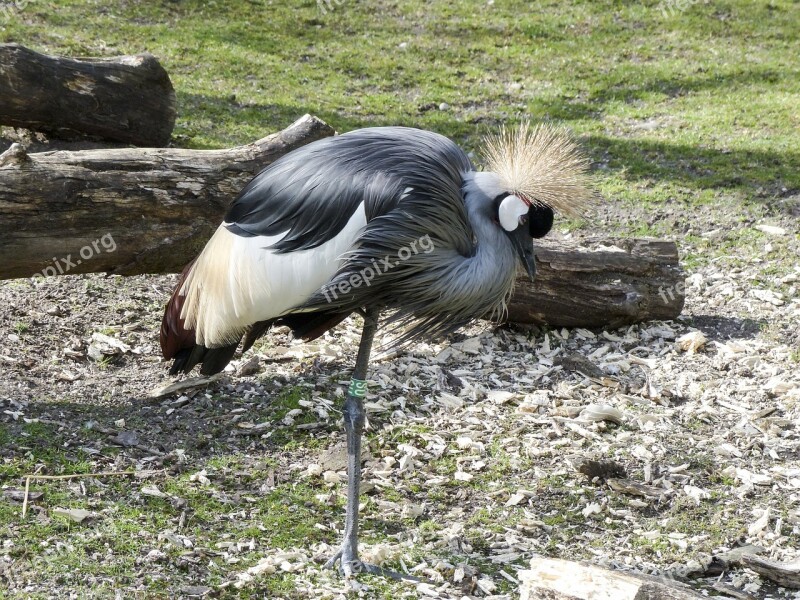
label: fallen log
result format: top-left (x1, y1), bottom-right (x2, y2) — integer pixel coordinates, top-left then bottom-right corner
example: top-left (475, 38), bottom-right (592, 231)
top-left (519, 557), bottom-right (707, 600)
top-left (0, 43), bottom-right (176, 146)
top-left (0, 116), bottom-right (684, 327)
top-left (508, 237), bottom-right (684, 328)
top-left (0, 114), bottom-right (335, 278)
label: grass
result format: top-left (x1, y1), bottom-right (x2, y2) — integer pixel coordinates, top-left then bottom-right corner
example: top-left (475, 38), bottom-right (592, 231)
top-left (0, 428), bottom-right (334, 594)
top-left (2, 0), bottom-right (799, 596)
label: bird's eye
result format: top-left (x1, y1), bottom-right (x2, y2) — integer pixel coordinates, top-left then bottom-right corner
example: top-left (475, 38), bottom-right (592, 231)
top-left (519, 214), bottom-right (528, 225)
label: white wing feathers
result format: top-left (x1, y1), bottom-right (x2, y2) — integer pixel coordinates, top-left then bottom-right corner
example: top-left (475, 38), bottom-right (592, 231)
top-left (180, 202), bottom-right (367, 347)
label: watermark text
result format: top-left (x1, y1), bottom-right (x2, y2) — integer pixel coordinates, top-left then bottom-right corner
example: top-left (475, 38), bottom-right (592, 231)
top-left (658, 0), bottom-right (705, 19)
top-left (322, 234), bottom-right (434, 303)
top-left (32, 233), bottom-right (117, 279)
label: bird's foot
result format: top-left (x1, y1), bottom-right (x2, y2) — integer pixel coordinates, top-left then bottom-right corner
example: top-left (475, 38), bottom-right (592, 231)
top-left (324, 547), bottom-right (424, 582)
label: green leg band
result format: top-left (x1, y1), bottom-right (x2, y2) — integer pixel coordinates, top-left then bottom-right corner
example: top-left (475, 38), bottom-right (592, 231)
top-left (348, 378), bottom-right (367, 398)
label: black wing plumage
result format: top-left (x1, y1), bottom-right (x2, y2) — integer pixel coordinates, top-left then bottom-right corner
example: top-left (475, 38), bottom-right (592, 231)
top-left (224, 126), bottom-right (474, 254)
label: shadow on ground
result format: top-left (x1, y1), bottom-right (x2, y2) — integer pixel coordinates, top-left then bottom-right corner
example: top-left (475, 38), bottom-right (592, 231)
top-left (688, 314), bottom-right (765, 342)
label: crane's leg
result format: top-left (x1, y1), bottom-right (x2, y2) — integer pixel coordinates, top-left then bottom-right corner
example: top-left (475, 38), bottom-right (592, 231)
top-left (324, 307), bottom-right (378, 577)
top-left (324, 308), bottom-right (417, 580)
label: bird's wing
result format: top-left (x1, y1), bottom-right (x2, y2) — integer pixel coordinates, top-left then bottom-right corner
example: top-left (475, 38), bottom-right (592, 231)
top-left (161, 127), bottom-right (475, 366)
top-left (298, 181), bottom-right (486, 347)
top-left (224, 126), bottom-right (473, 253)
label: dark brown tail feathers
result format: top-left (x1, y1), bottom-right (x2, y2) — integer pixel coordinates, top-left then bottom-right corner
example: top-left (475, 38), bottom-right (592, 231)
top-left (160, 261), bottom-right (196, 362)
top-left (159, 261), bottom-right (239, 376)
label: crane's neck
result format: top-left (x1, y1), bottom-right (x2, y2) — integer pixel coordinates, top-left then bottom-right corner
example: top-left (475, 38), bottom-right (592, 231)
top-left (458, 172), bottom-right (520, 317)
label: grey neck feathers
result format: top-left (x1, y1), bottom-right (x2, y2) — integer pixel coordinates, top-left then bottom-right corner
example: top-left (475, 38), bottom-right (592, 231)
top-left (456, 172), bottom-right (519, 318)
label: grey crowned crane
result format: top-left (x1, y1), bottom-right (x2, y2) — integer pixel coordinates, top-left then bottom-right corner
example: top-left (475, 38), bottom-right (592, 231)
top-left (160, 123), bottom-right (592, 577)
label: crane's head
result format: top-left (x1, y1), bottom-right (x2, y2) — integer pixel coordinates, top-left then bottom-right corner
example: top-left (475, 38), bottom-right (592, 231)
top-left (481, 122), bottom-right (594, 280)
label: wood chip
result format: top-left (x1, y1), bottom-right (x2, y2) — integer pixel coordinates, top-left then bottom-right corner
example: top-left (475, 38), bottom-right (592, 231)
top-left (52, 507), bottom-right (95, 523)
top-left (607, 478), bottom-right (663, 499)
top-left (676, 330), bottom-right (707, 354)
top-left (754, 224), bottom-right (787, 236)
top-left (148, 375), bottom-right (221, 399)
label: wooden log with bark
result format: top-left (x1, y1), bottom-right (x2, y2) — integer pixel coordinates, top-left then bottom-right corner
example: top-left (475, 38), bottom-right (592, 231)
top-left (0, 114), bottom-right (335, 278)
top-left (0, 114), bottom-right (685, 327)
top-left (0, 43), bottom-right (176, 146)
top-left (508, 238), bottom-right (684, 328)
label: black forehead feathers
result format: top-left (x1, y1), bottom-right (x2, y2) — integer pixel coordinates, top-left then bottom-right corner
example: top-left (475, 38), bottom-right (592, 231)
top-left (528, 204), bottom-right (554, 238)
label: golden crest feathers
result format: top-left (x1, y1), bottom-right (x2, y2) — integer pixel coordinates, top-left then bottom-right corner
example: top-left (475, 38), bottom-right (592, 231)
top-left (482, 122), bottom-right (595, 217)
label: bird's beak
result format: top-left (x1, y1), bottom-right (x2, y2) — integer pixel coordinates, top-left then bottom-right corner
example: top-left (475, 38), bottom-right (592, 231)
top-left (507, 226), bottom-right (536, 281)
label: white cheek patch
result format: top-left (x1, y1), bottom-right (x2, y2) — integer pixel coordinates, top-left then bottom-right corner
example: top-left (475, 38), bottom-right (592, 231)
top-left (499, 195), bottom-right (529, 231)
